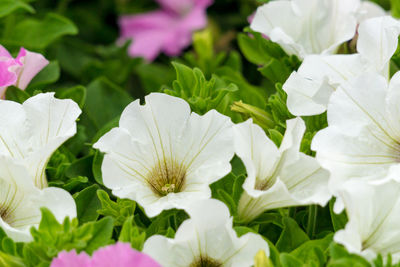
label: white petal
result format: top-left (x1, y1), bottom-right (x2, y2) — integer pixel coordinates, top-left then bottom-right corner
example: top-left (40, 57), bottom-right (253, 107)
top-left (143, 199), bottom-right (269, 267)
top-left (233, 120), bottom-right (280, 196)
top-left (251, 0), bottom-right (358, 58)
top-left (95, 93), bottom-right (234, 217)
top-left (356, 1), bottom-right (387, 23)
top-left (179, 110), bottom-right (234, 184)
top-left (357, 16), bottom-right (400, 73)
top-left (0, 157), bottom-right (76, 242)
top-left (334, 180), bottom-right (400, 262)
top-left (283, 54), bottom-right (368, 116)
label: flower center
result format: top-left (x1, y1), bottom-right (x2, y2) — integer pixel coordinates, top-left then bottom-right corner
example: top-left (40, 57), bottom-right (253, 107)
top-left (147, 159), bottom-right (186, 197)
top-left (189, 256), bottom-right (223, 267)
top-left (255, 178), bottom-right (275, 191)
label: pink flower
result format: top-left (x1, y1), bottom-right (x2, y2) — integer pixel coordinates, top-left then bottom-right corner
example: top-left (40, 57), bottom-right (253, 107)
top-left (51, 243), bottom-right (161, 267)
top-left (119, 0), bottom-right (213, 61)
top-left (0, 45), bottom-right (49, 98)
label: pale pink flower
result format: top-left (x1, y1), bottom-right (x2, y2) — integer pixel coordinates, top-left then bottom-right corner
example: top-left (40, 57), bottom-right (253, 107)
top-left (51, 243), bottom-right (161, 267)
top-left (119, 0), bottom-right (213, 61)
top-left (0, 45), bottom-right (49, 98)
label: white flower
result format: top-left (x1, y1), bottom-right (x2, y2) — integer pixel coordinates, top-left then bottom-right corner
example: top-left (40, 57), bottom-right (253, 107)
top-left (235, 117), bottom-right (330, 223)
top-left (251, 0), bottom-right (362, 59)
top-left (93, 93), bottom-right (234, 218)
top-left (312, 72), bottom-right (400, 201)
top-left (334, 179), bottom-right (400, 263)
top-left (0, 92), bottom-right (81, 188)
top-left (142, 199), bottom-right (269, 267)
top-left (0, 156), bottom-right (76, 242)
top-left (283, 16), bottom-right (400, 116)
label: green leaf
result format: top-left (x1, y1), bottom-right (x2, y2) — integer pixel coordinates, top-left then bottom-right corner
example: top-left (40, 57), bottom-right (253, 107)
top-left (329, 199), bottom-right (348, 232)
top-left (280, 253), bottom-right (303, 267)
top-left (26, 61), bottom-right (60, 92)
top-left (119, 216), bottom-right (146, 251)
top-left (97, 190), bottom-right (136, 226)
top-left (56, 85), bottom-right (86, 109)
top-left (92, 151), bottom-right (104, 185)
top-left (290, 234), bottom-right (333, 266)
top-left (0, 0), bottom-right (34, 18)
top-left (0, 251), bottom-right (26, 267)
top-left (165, 62), bottom-right (238, 115)
top-left (5, 86), bottom-right (30, 103)
top-left (276, 217), bottom-right (310, 253)
top-left (74, 184), bottom-right (101, 224)
top-left (85, 217), bottom-right (114, 254)
top-left (82, 77), bottom-right (132, 137)
top-left (2, 13), bottom-right (78, 49)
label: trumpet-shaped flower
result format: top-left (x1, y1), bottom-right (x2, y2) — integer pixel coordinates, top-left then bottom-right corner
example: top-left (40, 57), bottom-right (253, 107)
top-left (143, 199), bottom-right (269, 267)
top-left (0, 156), bottom-right (76, 242)
top-left (51, 243), bottom-right (160, 267)
top-left (0, 45), bottom-right (49, 98)
top-left (312, 72), bottom-right (400, 200)
top-left (94, 93), bottom-right (234, 217)
top-left (250, 0), bottom-right (383, 59)
top-left (119, 0), bottom-right (213, 61)
top-left (283, 16), bottom-right (400, 116)
top-left (235, 118), bottom-right (330, 223)
top-left (334, 179), bottom-right (400, 263)
top-left (0, 92), bottom-right (81, 188)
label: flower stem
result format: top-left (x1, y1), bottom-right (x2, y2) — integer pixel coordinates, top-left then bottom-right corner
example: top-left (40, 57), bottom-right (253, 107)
top-left (306, 205), bottom-right (318, 239)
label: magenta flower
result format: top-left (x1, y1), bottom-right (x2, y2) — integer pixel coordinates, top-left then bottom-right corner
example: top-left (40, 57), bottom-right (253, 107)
top-left (0, 45), bottom-right (49, 98)
top-left (51, 243), bottom-right (161, 267)
top-left (119, 0), bottom-right (213, 61)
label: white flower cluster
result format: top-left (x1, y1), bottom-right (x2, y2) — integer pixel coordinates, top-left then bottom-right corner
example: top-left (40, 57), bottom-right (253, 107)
top-left (252, 0), bottom-right (400, 263)
top-left (4, 0), bottom-right (400, 265)
top-left (0, 93), bottom-right (80, 241)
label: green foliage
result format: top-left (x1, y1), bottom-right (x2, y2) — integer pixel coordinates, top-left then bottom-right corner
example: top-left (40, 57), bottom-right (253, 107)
top-left (164, 62), bottom-right (238, 115)
top-left (2, 13), bottom-right (78, 50)
top-left (0, 0), bottom-right (34, 18)
top-left (0, 209), bottom-right (114, 266)
top-left (97, 190), bottom-right (136, 227)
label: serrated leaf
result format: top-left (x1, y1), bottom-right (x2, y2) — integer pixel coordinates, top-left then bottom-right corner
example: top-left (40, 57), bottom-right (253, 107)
top-left (85, 217), bottom-right (114, 254)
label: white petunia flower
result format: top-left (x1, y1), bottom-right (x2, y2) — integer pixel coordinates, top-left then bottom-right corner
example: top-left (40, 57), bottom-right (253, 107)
top-left (334, 179), bottom-right (400, 263)
top-left (312, 72), bottom-right (400, 205)
top-left (0, 92), bottom-right (81, 188)
top-left (142, 199), bottom-right (269, 267)
top-left (93, 93), bottom-right (234, 218)
top-left (251, 0), bottom-right (361, 59)
top-left (0, 156), bottom-right (76, 242)
top-left (235, 117), bottom-right (330, 223)
top-left (283, 16), bottom-right (400, 116)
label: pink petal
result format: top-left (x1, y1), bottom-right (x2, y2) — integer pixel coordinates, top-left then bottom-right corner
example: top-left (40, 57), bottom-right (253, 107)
top-left (156, 0), bottom-right (193, 14)
top-left (90, 243), bottom-right (161, 267)
top-left (119, 11), bottom-right (178, 61)
top-left (0, 60), bottom-right (18, 88)
top-left (0, 45), bottom-right (13, 60)
top-left (161, 6), bottom-right (208, 55)
top-left (14, 48), bottom-right (49, 90)
top-left (50, 251), bottom-right (91, 267)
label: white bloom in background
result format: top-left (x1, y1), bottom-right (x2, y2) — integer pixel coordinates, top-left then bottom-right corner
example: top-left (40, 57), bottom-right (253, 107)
top-left (143, 199), bottom-right (269, 267)
top-left (235, 117), bottom-right (330, 223)
top-left (283, 16), bottom-right (400, 116)
top-left (0, 156), bottom-right (76, 242)
top-left (0, 93), bottom-right (81, 188)
top-left (94, 93), bottom-right (234, 218)
top-left (312, 72), bottom-right (400, 203)
top-left (251, 0), bottom-right (362, 59)
top-left (334, 179), bottom-right (400, 263)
